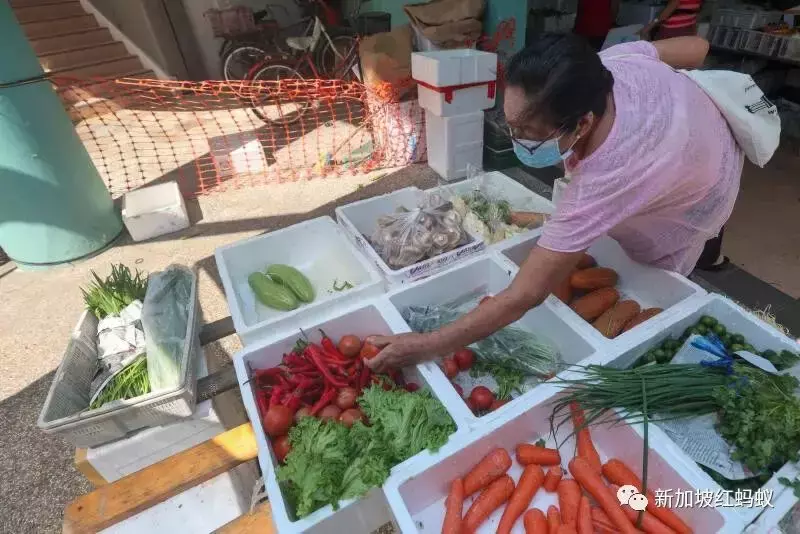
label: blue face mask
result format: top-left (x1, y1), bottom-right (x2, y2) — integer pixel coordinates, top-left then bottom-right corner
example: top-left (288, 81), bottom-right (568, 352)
top-left (513, 134), bottom-right (577, 168)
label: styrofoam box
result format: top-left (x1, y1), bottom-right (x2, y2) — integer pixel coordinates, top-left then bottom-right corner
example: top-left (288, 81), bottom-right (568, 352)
top-left (605, 293), bottom-right (800, 526)
top-left (387, 255), bottom-right (601, 428)
top-left (215, 216), bottom-right (385, 346)
top-left (335, 187), bottom-right (486, 287)
top-left (385, 383), bottom-right (744, 534)
top-left (743, 472), bottom-right (800, 533)
top-left (498, 233), bottom-right (706, 349)
top-left (418, 84), bottom-right (496, 117)
top-left (233, 300), bottom-right (466, 534)
top-left (412, 49), bottom-right (497, 89)
top-left (122, 181), bottom-right (190, 242)
top-left (426, 110), bottom-right (484, 181)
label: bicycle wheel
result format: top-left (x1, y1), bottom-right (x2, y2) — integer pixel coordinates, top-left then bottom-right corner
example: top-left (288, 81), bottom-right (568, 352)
top-left (249, 64), bottom-right (309, 125)
top-left (223, 45), bottom-right (269, 81)
top-left (320, 34), bottom-right (357, 78)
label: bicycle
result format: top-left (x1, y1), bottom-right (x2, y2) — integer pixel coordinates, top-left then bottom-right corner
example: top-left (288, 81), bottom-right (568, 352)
top-left (247, 16), bottom-right (362, 125)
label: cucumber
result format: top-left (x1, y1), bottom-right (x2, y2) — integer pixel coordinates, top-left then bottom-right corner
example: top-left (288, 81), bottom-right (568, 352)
top-left (266, 264), bottom-right (315, 303)
top-left (248, 272), bottom-right (298, 311)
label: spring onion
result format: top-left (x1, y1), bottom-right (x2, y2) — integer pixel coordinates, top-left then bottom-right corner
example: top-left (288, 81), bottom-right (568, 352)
top-left (89, 355), bottom-right (151, 410)
top-left (82, 263), bottom-right (148, 318)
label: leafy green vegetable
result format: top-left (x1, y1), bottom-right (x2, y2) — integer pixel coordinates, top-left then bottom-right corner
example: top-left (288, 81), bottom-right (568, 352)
top-left (277, 386), bottom-right (456, 519)
top-left (89, 355), bottom-right (150, 410)
top-left (714, 366), bottom-right (800, 474)
top-left (470, 360), bottom-right (526, 400)
top-left (462, 191), bottom-right (512, 227)
top-left (779, 476), bottom-right (800, 498)
top-left (82, 264), bottom-right (148, 319)
top-left (332, 280), bottom-right (354, 292)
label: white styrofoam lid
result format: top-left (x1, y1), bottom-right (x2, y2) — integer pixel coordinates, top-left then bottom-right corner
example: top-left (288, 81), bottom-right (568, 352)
top-left (123, 182), bottom-right (184, 217)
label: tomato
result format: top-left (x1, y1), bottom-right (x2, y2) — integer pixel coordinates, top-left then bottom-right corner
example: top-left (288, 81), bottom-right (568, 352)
top-left (335, 387), bottom-right (358, 410)
top-left (371, 375), bottom-right (393, 391)
top-left (441, 357), bottom-right (458, 379)
top-left (490, 398), bottom-right (509, 411)
top-left (453, 348), bottom-right (475, 371)
top-left (338, 408), bottom-right (365, 428)
top-left (318, 404), bottom-right (342, 421)
top-left (479, 296), bottom-right (493, 305)
top-left (338, 335), bottom-right (362, 358)
top-left (360, 342), bottom-right (381, 360)
top-left (452, 382), bottom-right (463, 397)
top-left (263, 405), bottom-right (293, 437)
top-left (465, 396), bottom-right (478, 413)
top-left (294, 405), bottom-right (312, 423)
top-left (405, 382), bottom-right (420, 392)
top-left (273, 435), bottom-right (291, 463)
top-left (469, 386), bottom-right (495, 411)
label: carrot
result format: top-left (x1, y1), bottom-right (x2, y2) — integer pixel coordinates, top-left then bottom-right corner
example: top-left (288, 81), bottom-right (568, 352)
top-left (557, 479), bottom-right (582, 524)
top-left (441, 478), bottom-right (464, 534)
top-left (543, 466), bottom-right (563, 492)
top-left (517, 443), bottom-right (562, 466)
top-left (602, 459), bottom-right (692, 534)
top-left (463, 475), bottom-right (515, 534)
top-left (576, 496), bottom-right (592, 534)
top-left (557, 525), bottom-right (578, 534)
top-left (622, 505), bottom-right (677, 534)
top-left (591, 507), bottom-right (616, 530)
top-left (570, 402), bottom-right (602, 474)
top-left (524, 508), bottom-right (548, 534)
top-left (569, 457), bottom-right (638, 534)
top-left (463, 448), bottom-right (512, 496)
top-left (547, 505), bottom-right (561, 534)
top-left (497, 464), bottom-right (545, 534)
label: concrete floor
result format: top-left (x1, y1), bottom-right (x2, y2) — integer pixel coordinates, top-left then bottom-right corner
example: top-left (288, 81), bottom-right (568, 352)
top-left (0, 150), bottom-right (798, 533)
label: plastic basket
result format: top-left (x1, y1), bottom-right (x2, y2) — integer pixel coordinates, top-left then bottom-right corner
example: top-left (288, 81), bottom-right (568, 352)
top-left (205, 7), bottom-right (256, 38)
top-left (37, 271), bottom-right (201, 448)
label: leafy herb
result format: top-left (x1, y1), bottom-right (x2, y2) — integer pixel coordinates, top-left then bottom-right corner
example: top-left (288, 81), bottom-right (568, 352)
top-left (89, 355), bottom-right (150, 410)
top-left (779, 476), bottom-right (800, 498)
top-left (534, 438), bottom-right (546, 447)
top-left (713, 366), bottom-right (800, 474)
top-left (278, 386), bottom-right (455, 518)
top-left (332, 280), bottom-right (354, 292)
top-left (470, 360), bottom-right (526, 400)
top-left (82, 263), bottom-right (148, 318)
top-left (463, 192), bottom-right (512, 226)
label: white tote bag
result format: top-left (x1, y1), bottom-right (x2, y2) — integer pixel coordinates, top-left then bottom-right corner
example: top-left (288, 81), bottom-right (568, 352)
top-left (681, 69), bottom-right (781, 167)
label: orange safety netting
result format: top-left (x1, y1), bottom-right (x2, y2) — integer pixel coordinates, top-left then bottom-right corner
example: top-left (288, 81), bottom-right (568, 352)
top-left (52, 19), bottom-right (515, 198)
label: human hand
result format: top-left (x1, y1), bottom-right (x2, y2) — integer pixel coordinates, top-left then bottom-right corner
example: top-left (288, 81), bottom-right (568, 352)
top-left (638, 25), bottom-right (654, 41)
top-left (365, 332), bottom-right (442, 374)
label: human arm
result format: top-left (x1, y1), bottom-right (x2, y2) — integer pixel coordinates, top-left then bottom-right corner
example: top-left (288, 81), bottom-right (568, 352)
top-left (653, 36), bottom-right (709, 68)
top-left (366, 246), bottom-right (584, 372)
top-left (610, 0), bottom-right (621, 25)
top-left (638, 0), bottom-right (680, 40)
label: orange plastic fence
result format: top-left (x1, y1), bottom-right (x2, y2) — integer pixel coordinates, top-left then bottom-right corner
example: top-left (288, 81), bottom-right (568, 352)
top-left (52, 20), bottom-right (515, 198)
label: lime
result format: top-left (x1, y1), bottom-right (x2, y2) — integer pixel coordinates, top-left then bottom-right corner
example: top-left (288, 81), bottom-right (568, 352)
top-left (731, 333), bottom-right (746, 345)
top-left (700, 315), bottom-right (718, 327)
top-left (665, 338), bottom-right (681, 351)
top-left (730, 343), bottom-right (745, 353)
top-left (743, 344), bottom-right (756, 353)
top-left (713, 324), bottom-right (727, 336)
top-left (761, 349), bottom-right (777, 360)
top-left (644, 352), bottom-right (657, 364)
top-left (696, 324), bottom-right (709, 336)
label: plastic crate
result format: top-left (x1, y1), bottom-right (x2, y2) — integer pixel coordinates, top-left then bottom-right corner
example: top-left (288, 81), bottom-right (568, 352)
top-left (605, 293), bottom-right (800, 526)
top-left (425, 110), bottom-right (484, 181)
top-left (497, 234), bottom-right (706, 349)
top-left (384, 384), bottom-right (746, 533)
top-left (713, 8), bottom-right (783, 30)
top-left (37, 270), bottom-right (201, 448)
top-left (233, 300), bottom-right (465, 534)
top-left (387, 255), bottom-right (601, 428)
top-left (214, 216), bottom-right (385, 346)
top-left (778, 36), bottom-right (800, 62)
top-left (335, 188), bottom-right (486, 286)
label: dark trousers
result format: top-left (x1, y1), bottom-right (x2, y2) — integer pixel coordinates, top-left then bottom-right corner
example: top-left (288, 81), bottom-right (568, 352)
top-left (696, 226), bottom-right (725, 269)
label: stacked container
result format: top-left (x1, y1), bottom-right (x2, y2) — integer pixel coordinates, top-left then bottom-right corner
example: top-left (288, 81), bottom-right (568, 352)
top-left (412, 49), bottom-right (498, 181)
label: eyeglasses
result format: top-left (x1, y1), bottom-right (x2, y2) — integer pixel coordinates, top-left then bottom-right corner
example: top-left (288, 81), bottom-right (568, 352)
top-left (507, 126), bottom-right (562, 155)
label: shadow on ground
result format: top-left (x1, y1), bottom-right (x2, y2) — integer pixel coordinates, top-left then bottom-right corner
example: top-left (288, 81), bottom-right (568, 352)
top-left (0, 371), bottom-right (92, 534)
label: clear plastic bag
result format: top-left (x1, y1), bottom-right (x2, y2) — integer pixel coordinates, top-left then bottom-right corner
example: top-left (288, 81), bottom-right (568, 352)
top-left (402, 292), bottom-right (563, 378)
top-left (370, 191), bottom-right (470, 269)
top-left (141, 265), bottom-right (194, 391)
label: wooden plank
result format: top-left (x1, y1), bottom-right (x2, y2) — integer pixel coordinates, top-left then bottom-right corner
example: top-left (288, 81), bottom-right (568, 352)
top-left (215, 501), bottom-right (275, 534)
top-left (63, 423), bottom-right (258, 534)
top-left (200, 316), bottom-right (236, 346)
top-left (73, 448), bottom-right (107, 488)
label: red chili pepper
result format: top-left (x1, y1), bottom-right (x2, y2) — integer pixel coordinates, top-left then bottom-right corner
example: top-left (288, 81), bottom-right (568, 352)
top-left (255, 390), bottom-right (269, 416)
top-left (358, 364), bottom-right (371, 389)
top-left (388, 368), bottom-right (404, 385)
top-left (284, 394), bottom-right (302, 412)
top-left (306, 345), bottom-right (349, 388)
top-left (310, 385), bottom-right (337, 415)
top-left (269, 386), bottom-right (284, 408)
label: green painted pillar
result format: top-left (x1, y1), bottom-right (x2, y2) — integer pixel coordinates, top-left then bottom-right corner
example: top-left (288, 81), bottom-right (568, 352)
top-left (0, 2), bottom-right (122, 267)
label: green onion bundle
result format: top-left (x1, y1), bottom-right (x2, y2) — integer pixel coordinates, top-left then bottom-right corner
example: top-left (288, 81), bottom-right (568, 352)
top-left (82, 263), bottom-right (148, 319)
top-left (90, 355), bottom-right (151, 410)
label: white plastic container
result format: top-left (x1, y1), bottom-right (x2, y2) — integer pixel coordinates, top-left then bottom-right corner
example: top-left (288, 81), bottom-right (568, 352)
top-left (604, 293), bottom-right (800, 526)
top-left (425, 110), bottom-right (484, 181)
top-left (335, 188), bottom-right (486, 286)
top-left (413, 49), bottom-right (497, 117)
top-left (232, 300), bottom-right (465, 534)
top-left (498, 234), bottom-right (706, 349)
top-left (121, 182), bottom-right (190, 242)
top-left (387, 255), bottom-right (600, 428)
top-left (215, 216), bottom-right (385, 346)
top-left (385, 383), bottom-right (744, 534)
